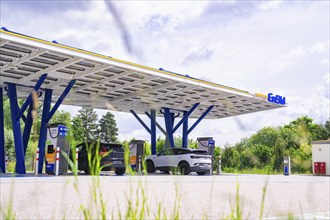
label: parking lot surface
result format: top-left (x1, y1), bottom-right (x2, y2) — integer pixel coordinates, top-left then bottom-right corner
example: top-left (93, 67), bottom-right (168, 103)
top-left (1, 173), bottom-right (329, 219)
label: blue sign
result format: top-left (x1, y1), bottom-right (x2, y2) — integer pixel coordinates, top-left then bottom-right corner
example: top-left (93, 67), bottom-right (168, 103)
top-left (208, 140), bottom-right (215, 146)
top-left (58, 125), bottom-right (68, 132)
top-left (268, 93), bottom-right (286, 105)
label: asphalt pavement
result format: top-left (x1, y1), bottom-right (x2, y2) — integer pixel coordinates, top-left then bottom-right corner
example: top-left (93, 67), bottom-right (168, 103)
top-left (1, 173), bottom-right (329, 219)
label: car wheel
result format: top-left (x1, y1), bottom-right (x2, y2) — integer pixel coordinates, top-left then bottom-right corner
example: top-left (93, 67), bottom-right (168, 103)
top-left (146, 160), bottom-right (155, 173)
top-left (115, 168), bottom-right (126, 175)
top-left (83, 167), bottom-right (90, 175)
top-left (197, 172), bottom-right (206, 175)
top-left (179, 162), bottom-right (190, 175)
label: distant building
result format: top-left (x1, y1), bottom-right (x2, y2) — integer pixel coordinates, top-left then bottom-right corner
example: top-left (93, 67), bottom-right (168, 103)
top-left (311, 140), bottom-right (330, 176)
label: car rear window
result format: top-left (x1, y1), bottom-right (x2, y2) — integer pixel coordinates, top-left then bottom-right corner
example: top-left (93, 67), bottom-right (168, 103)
top-left (100, 144), bottom-right (124, 153)
top-left (193, 150), bottom-right (208, 155)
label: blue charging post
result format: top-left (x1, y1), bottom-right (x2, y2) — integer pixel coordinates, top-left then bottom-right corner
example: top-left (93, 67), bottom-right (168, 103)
top-left (208, 139), bottom-right (215, 175)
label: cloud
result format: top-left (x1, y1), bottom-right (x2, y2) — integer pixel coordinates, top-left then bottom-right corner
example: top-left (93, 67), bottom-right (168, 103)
top-left (1, 0), bottom-right (88, 14)
top-left (259, 1), bottom-right (284, 10)
top-left (269, 40), bottom-right (330, 76)
top-left (182, 48), bottom-right (214, 65)
top-left (200, 1), bottom-right (257, 26)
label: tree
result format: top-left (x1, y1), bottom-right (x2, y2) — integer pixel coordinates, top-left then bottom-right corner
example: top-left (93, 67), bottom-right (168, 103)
top-left (72, 107), bottom-right (99, 143)
top-left (324, 120), bottom-right (330, 138)
top-left (99, 112), bottom-right (118, 142)
top-left (49, 110), bottom-right (71, 125)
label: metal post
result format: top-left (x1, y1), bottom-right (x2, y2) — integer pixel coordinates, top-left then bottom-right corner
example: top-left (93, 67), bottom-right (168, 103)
top-left (38, 89), bottom-right (52, 173)
top-left (182, 111), bottom-right (188, 148)
top-left (5, 151), bottom-right (9, 172)
top-left (0, 87), bottom-right (5, 173)
top-left (75, 148), bottom-right (79, 170)
top-left (150, 110), bottom-right (157, 155)
top-left (164, 108), bottom-right (175, 148)
top-left (34, 148), bottom-right (39, 175)
top-left (138, 154), bottom-right (142, 174)
top-left (7, 83), bottom-right (26, 174)
top-left (55, 147), bottom-right (60, 176)
top-left (218, 156), bottom-right (221, 175)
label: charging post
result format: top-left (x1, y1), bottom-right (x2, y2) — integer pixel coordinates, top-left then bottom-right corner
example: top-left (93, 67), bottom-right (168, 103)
top-left (45, 124), bottom-right (70, 175)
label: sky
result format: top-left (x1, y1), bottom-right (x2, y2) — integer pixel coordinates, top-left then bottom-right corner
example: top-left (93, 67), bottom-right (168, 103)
top-left (1, 1), bottom-right (329, 146)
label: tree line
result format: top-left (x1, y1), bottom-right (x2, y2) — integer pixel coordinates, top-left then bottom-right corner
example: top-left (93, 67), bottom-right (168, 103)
top-left (221, 116), bottom-right (330, 173)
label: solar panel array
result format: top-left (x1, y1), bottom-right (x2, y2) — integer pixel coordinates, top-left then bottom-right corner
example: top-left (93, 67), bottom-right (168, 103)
top-left (0, 30), bottom-right (284, 119)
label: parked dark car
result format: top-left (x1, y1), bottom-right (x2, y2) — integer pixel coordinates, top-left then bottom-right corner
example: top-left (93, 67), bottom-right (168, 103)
top-left (72, 142), bottom-right (126, 175)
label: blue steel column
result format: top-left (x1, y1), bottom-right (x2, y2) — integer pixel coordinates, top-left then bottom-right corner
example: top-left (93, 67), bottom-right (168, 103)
top-left (150, 110), bottom-right (156, 155)
top-left (22, 103), bottom-right (34, 155)
top-left (38, 89), bottom-right (52, 173)
top-left (7, 83), bottom-right (26, 174)
top-left (0, 88), bottom-right (5, 172)
top-left (182, 111), bottom-right (188, 148)
top-left (164, 108), bottom-right (175, 148)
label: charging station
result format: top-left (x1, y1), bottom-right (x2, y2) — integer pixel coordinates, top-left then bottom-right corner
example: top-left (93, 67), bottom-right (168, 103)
top-left (129, 140), bottom-right (145, 172)
top-left (197, 137), bottom-right (215, 174)
top-left (197, 137), bottom-right (214, 155)
top-left (283, 156), bottom-right (291, 176)
top-left (45, 124), bottom-right (70, 175)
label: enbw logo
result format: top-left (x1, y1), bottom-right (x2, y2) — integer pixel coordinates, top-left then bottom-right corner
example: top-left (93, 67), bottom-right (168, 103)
top-left (267, 93), bottom-right (286, 105)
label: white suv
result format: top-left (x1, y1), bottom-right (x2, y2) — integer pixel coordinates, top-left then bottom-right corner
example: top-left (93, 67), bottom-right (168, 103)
top-left (145, 148), bottom-right (212, 175)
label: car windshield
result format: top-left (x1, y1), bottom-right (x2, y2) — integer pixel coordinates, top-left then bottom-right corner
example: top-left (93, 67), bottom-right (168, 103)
top-left (193, 150), bottom-right (209, 155)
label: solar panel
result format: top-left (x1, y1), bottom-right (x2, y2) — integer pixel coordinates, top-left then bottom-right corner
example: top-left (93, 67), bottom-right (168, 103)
top-left (0, 29), bottom-right (285, 119)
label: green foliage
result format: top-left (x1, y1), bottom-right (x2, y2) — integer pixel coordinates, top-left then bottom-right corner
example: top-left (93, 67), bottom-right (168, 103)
top-left (49, 110), bottom-right (71, 125)
top-left (156, 137), bottom-right (165, 152)
top-left (99, 112), bottom-right (118, 143)
top-left (72, 107), bottom-right (99, 143)
top-left (222, 116), bottom-right (329, 174)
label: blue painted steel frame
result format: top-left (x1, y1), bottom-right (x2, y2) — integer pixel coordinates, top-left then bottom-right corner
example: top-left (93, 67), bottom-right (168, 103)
top-left (131, 110), bottom-right (157, 154)
top-left (182, 111), bottom-right (188, 148)
top-left (22, 104), bottom-right (34, 155)
top-left (173, 103), bottom-right (199, 133)
top-left (150, 110), bottom-right (157, 155)
top-left (47, 80), bottom-right (76, 122)
top-left (38, 80), bottom-right (76, 173)
top-left (130, 110), bottom-right (151, 134)
top-left (6, 75), bottom-right (47, 174)
top-left (0, 88), bottom-right (5, 172)
top-left (145, 111), bottom-right (166, 135)
top-left (188, 105), bottom-right (214, 134)
top-left (37, 89), bottom-right (52, 173)
top-left (16, 74), bottom-right (47, 121)
top-left (7, 83), bottom-right (26, 174)
top-left (164, 108), bottom-right (175, 148)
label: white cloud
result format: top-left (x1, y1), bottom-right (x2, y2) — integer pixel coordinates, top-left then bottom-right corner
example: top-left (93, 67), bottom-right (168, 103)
top-left (259, 1), bottom-right (284, 10)
top-left (321, 59), bottom-right (329, 66)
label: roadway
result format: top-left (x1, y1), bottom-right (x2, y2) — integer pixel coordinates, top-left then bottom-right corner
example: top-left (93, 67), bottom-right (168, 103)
top-left (0, 173), bottom-right (329, 219)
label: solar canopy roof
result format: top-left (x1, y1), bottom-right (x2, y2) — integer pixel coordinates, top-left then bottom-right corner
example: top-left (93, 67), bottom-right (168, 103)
top-left (0, 29), bottom-right (285, 119)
